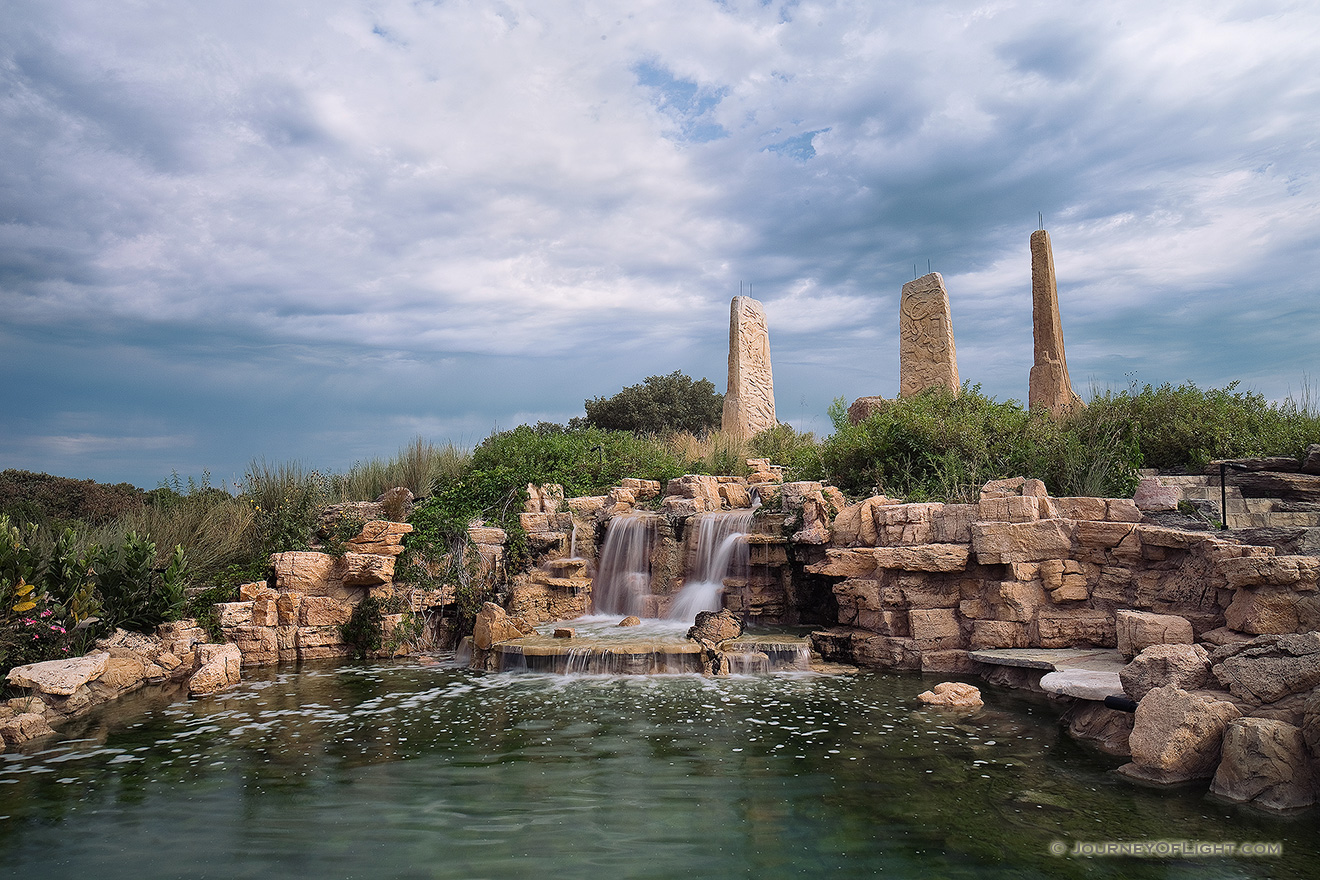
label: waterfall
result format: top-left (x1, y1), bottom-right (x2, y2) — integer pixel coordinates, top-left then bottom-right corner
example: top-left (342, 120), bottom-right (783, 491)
top-left (666, 510), bottom-right (755, 623)
top-left (591, 515), bottom-right (658, 617)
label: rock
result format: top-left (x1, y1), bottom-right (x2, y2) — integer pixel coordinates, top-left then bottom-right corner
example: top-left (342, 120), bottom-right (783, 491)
top-left (300, 596), bottom-right (352, 627)
top-left (721, 295), bottom-right (777, 439)
top-left (1222, 555), bottom-right (1320, 589)
top-left (1303, 444), bottom-right (1320, 476)
top-left (1115, 610), bottom-right (1195, 659)
top-left (970, 519), bottom-right (1073, 565)
top-left (6, 652), bottom-right (109, 696)
top-left (1229, 472), bottom-right (1320, 503)
top-left (94, 628), bottom-right (164, 662)
top-left (96, 657), bottom-right (147, 692)
top-left (215, 601), bottom-right (253, 627)
top-left (1120, 685), bottom-right (1241, 784)
top-left (553, 628), bottom-right (575, 639)
top-left (1039, 669), bottom-right (1125, 701)
top-left (618, 616), bottom-right (641, 627)
top-left (1061, 702), bottom-right (1134, 756)
top-left (687, 609), bottom-right (742, 647)
top-left (338, 552), bottom-right (395, 587)
top-left (1120, 644), bottom-right (1211, 701)
top-left (472, 603), bottom-right (525, 651)
top-left (188, 644), bottom-right (242, 696)
top-left (467, 525), bottom-right (507, 545)
top-left (872, 544), bottom-right (970, 572)
top-left (847, 396), bottom-right (890, 424)
top-left (270, 551), bottom-right (336, 594)
top-left (0, 712), bottom-right (56, 746)
top-left (1211, 718), bottom-right (1316, 811)
top-left (346, 520), bottom-right (413, 556)
top-left (898, 272), bottom-right (959, 398)
top-left (1211, 632), bottom-right (1320, 704)
top-left (1224, 586), bottom-right (1320, 635)
top-left (1133, 478), bottom-right (1180, 512)
top-left (917, 681), bottom-right (983, 708)
top-left (1027, 229), bottom-right (1084, 418)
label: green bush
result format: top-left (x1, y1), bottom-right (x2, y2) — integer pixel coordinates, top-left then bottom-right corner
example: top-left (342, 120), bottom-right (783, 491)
top-left (578, 371), bottom-right (723, 434)
top-left (750, 424), bottom-right (826, 483)
top-left (340, 594), bottom-right (384, 660)
top-left (92, 534), bottom-right (188, 634)
top-left (0, 469), bottom-right (144, 527)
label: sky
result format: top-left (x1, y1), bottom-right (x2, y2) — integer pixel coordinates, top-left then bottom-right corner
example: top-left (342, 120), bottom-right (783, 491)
top-left (2, 0), bottom-right (1318, 489)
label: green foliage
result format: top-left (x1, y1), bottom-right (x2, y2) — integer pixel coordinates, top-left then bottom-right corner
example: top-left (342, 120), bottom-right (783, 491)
top-left (186, 583), bottom-right (239, 643)
top-left (334, 437), bottom-right (471, 501)
top-left (0, 515), bottom-right (77, 672)
top-left (92, 534), bottom-right (188, 634)
top-left (340, 595), bottom-right (384, 660)
top-left (750, 424), bottom-right (825, 482)
top-left (578, 371), bottom-right (724, 435)
top-left (240, 460), bottom-right (332, 555)
top-left (1084, 381), bottom-right (1320, 470)
top-left (320, 512), bottom-right (367, 558)
top-left (820, 385), bottom-right (1141, 502)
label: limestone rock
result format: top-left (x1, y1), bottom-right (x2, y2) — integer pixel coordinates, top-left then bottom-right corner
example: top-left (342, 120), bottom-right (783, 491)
top-left (618, 616), bottom-right (642, 627)
top-left (7, 652), bottom-right (109, 696)
top-left (1303, 444), bottom-right (1320, 476)
top-left (1224, 586), bottom-right (1320, 635)
top-left (1116, 610), bottom-right (1194, 659)
top-left (1223, 555), bottom-right (1320, 589)
top-left (472, 603), bottom-right (525, 651)
top-left (346, 520), bottom-right (413, 556)
top-left (0, 712), bottom-right (56, 746)
top-left (971, 519), bottom-right (1073, 565)
top-left (338, 552), bottom-right (395, 587)
top-left (1061, 702), bottom-right (1134, 757)
top-left (1027, 229), bottom-right (1084, 417)
top-left (917, 681), bottom-right (982, 709)
top-left (722, 295), bottom-right (777, 439)
top-left (1134, 478), bottom-right (1180, 512)
top-left (1211, 718), bottom-right (1316, 811)
top-left (188, 644), bottom-right (242, 696)
top-left (1211, 632), bottom-right (1320, 704)
top-left (872, 544), bottom-right (970, 572)
top-left (300, 596), bottom-right (353, 627)
top-left (270, 551), bottom-right (336, 594)
top-left (1120, 644), bottom-right (1211, 701)
top-left (1120, 685), bottom-right (1241, 784)
top-left (687, 609), bottom-right (742, 647)
top-left (898, 272), bottom-right (959, 398)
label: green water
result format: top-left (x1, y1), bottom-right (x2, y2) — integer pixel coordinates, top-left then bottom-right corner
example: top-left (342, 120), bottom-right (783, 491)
top-left (0, 660), bottom-right (1312, 879)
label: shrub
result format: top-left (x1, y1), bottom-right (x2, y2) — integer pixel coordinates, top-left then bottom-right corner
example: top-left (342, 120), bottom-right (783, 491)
top-left (92, 534), bottom-right (188, 634)
top-left (0, 469), bottom-right (144, 527)
top-left (578, 371), bottom-right (723, 434)
top-left (340, 594), bottom-right (385, 659)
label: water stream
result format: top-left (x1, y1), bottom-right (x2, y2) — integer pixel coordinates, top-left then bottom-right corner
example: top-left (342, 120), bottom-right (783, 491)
top-left (667, 510), bottom-right (755, 623)
top-left (0, 659), bottom-right (1310, 879)
top-left (590, 514), bottom-right (658, 617)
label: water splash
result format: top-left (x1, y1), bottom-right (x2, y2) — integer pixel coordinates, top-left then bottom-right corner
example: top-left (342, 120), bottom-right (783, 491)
top-left (592, 515), bottom-right (659, 616)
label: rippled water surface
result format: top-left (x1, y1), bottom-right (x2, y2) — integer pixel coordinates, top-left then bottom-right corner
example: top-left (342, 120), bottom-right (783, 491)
top-left (0, 659), bottom-right (1313, 879)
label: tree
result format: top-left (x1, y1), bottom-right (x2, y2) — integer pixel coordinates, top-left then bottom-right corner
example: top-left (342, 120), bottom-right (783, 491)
top-left (578, 371), bottom-right (724, 435)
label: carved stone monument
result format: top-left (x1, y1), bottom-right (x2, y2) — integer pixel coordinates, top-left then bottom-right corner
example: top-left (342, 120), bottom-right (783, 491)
top-left (721, 295), bottom-right (777, 439)
top-left (898, 272), bottom-right (959, 398)
top-left (1028, 229), bottom-right (1084, 417)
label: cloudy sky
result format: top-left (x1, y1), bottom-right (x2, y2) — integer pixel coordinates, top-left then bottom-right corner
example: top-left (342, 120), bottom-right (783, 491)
top-left (3, 0), bottom-right (1317, 488)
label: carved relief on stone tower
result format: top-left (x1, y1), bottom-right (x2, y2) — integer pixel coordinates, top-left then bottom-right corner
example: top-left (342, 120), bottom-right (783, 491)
top-left (721, 295), bottom-right (777, 439)
top-left (898, 272), bottom-right (959, 398)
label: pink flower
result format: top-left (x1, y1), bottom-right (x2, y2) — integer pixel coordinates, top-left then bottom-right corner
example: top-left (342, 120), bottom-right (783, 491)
top-left (22, 618), bottom-right (37, 626)
top-left (51, 625), bottom-right (66, 634)
top-left (40, 610), bottom-right (52, 618)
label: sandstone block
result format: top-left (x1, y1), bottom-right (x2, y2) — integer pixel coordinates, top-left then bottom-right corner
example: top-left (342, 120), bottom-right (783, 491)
top-left (978, 495), bottom-right (1039, 523)
top-left (687, 609), bottom-right (742, 648)
top-left (1055, 497), bottom-right (1109, 522)
top-left (338, 552), bottom-right (395, 587)
top-left (996, 580), bottom-right (1049, 623)
top-left (7, 652), bottom-right (108, 696)
top-left (224, 626), bottom-right (278, 666)
top-left (251, 595), bottom-right (278, 627)
top-left (520, 513), bottom-right (549, 532)
top-left (1211, 718), bottom-right (1316, 811)
top-left (346, 520), bottom-right (413, 555)
top-left (872, 544), bottom-right (969, 572)
top-left (980, 477), bottom-right (1027, 499)
top-left (270, 551), bottom-right (336, 594)
top-left (1212, 632), bottom-right (1320, 704)
top-left (467, 526), bottom-right (507, 545)
top-left (909, 608), bottom-right (960, 643)
top-left (971, 519), bottom-right (1073, 565)
top-left (932, 504), bottom-right (976, 543)
top-left (1222, 555), bottom-right (1320, 589)
top-left (1073, 520), bottom-right (1137, 549)
top-left (1121, 685), bottom-right (1240, 784)
top-left (718, 483), bottom-right (753, 509)
top-left (188, 644), bottom-right (242, 696)
top-left (898, 272), bottom-right (959, 398)
top-left (97, 657), bottom-right (147, 692)
top-left (1134, 478), bottom-right (1180, 512)
top-left (852, 634), bottom-right (922, 670)
top-left (0, 712), bottom-right (55, 746)
top-left (276, 593), bottom-right (303, 626)
top-left (1224, 586), bottom-right (1320, 635)
top-left (300, 596), bottom-right (352, 627)
top-left (215, 602), bottom-right (254, 627)
top-left (807, 549), bottom-right (877, 578)
top-left (1116, 610), bottom-right (1195, 658)
top-left (1035, 610), bottom-right (1114, 648)
top-left (970, 620), bottom-right (1029, 649)
top-left (239, 581), bottom-right (276, 601)
top-left (1104, 499), bottom-right (1143, 523)
top-left (1120, 644), bottom-right (1211, 701)
top-left (472, 602), bottom-right (525, 651)
top-left (834, 577), bottom-right (902, 612)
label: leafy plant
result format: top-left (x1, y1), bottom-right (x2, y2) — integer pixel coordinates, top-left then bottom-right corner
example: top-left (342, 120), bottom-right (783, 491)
top-left (340, 594), bottom-right (385, 659)
top-left (92, 534), bottom-right (188, 634)
top-left (577, 371), bottom-right (724, 435)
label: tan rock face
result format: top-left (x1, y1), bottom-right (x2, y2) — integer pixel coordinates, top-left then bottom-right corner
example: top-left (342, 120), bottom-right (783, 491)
top-left (1211, 718), bottom-right (1316, 811)
top-left (271, 551), bottom-right (336, 594)
top-left (917, 681), bottom-right (982, 708)
top-left (687, 609), bottom-right (742, 647)
top-left (721, 295), bottom-right (776, 439)
top-left (898, 272), bottom-right (959, 398)
top-left (6, 652), bottom-right (109, 696)
top-left (1027, 229), bottom-right (1084, 418)
top-left (1123, 685), bottom-right (1241, 783)
top-left (472, 602), bottom-right (525, 651)
top-left (188, 644), bottom-right (242, 696)
top-left (1211, 632), bottom-right (1320, 704)
top-left (1120, 644), bottom-right (1211, 701)
top-left (1115, 610), bottom-right (1195, 659)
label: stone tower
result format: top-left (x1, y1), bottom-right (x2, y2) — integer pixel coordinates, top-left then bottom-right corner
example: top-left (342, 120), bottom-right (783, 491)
top-left (1028, 229), bottom-right (1084, 417)
top-left (721, 295), bottom-right (777, 439)
top-left (898, 272), bottom-right (960, 398)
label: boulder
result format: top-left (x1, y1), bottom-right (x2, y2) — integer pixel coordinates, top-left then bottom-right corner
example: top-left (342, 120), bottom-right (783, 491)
top-left (1116, 610), bottom-right (1194, 659)
top-left (346, 520), bottom-right (413, 556)
top-left (618, 616), bottom-right (642, 627)
top-left (300, 596), bottom-right (353, 627)
top-left (1061, 702), bottom-right (1134, 756)
top-left (0, 712), bottom-right (56, 746)
top-left (6, 652), bottom-right (109, 696)
top-left (1222, 555), bottom-right (1320, 589)
top-left (1120, 685), bottom-right (1241, 784)
top-left (188, 643), bottom-right (242, 696)
top-left (1039, 669), bottom-right (1124, 701)
top-left (1303, 444), bottom-right (1320, 476)
top-left (1224, 586), bottom-right (1320, 635)
top-left (1211, 632), bottom-right (1320, 704)
top-left (917, 681), bottom-right (983, 709)
top-left (872, 544), bottom-right (970, 573)
top-left (971, 519), bottom-right (1073, 565)
top-left (687, 609), bottom-right (742, 647)
top-left (1120, 644), bottom-right (1212, 701)
top-left (472, 603), bottom-right (526, 651)
top-left (270, 551), bottom-right (336, 593)
top-left (1133, 478), bottom-right (1180, 512)
top-left (338, 552), bottom-right (395, 587)
top-left (1210, 718), bottom-right (1316, 811)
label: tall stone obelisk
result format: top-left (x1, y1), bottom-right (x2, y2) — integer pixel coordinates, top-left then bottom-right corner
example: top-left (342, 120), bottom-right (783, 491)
top-left (1028, 230), bottom-right (1084, 417)
top-left (722, 295), bottom-right (777, 439)
top-left (898, 272), bottom-right (960, 398)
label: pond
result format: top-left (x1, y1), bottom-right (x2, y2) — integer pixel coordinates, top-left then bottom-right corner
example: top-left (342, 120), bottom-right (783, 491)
top-left (0, 658), bottom-right (1312, 879)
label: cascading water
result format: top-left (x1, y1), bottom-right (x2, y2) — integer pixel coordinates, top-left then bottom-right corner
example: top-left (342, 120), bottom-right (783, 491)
top-left (591, 514), bottom-right (658, 616)
top-left (666, 510), bottom-right (755, 623)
